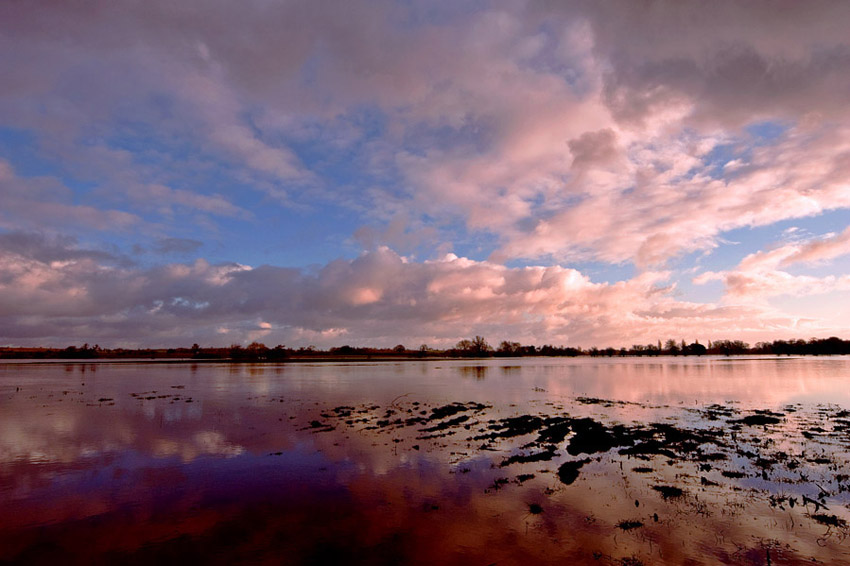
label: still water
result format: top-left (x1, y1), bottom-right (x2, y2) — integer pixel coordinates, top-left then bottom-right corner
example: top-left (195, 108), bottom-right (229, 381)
top-left (3, 356), bottom-right (850, 564)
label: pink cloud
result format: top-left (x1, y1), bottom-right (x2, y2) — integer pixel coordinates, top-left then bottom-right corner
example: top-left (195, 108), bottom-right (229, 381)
top-left (780, 226), bottom-right (850, 266)
top-left (494, 124), bottom-right (850, 266)
top-left (1, 238), bottom-right (835, 348)
top-left (4, 1), bottom-right (850, 268)
top-left (695, 228), bottom-right (850, 302)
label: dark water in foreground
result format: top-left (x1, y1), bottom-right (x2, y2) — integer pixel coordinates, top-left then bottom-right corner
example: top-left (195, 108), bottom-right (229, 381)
top-left (3, 356), bottom-right (850, 565)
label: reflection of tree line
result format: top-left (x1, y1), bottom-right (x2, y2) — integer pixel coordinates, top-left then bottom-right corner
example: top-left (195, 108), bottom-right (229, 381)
top-left (4, 336), bottom-right (850, 360)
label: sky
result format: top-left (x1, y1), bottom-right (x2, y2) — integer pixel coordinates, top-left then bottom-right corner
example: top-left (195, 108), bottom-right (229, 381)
top-left (3, 1), bottom-right (850, 349)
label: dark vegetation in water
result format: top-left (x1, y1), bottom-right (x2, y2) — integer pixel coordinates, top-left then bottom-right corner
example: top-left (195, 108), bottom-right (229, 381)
top-left (652, 486), bottom-right (684, 499)
top-left (811, 514), bottom-right (848, 528)
top-left (501, 447), bottom-right (558, 467)
top-left (421, 415), bottom-right (470, 433)
top-left (557, 459), bottom-right (590, 485)
top-left (430, 402), bottom-right (488, 420)
top-left (294, 394), bottom-right (850, 510)
top-left (731, 410), bottom-right (784, 426)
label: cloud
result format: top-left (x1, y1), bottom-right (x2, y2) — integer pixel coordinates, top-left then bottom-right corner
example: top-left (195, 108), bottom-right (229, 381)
top-left (4, 1), bottom-right (850, 268)
top-left (780, 226), bottom-right (850, 266)
top-left (352, 214), bottom-right (438, 254)
top-left (695, 228), bottom-right (850, 301)
top-left (560, 1), bottom-right (850, 127)
top-left (495, 124), bottom-right (850, 266)
top-left (0, 231), bottom-right (121, 265)
top-left (151, 238), bottom-right (204, 255)
top-left (0, 237), bottom-right (831, 348)
top-left (567, 129), bottom-right (621, 170)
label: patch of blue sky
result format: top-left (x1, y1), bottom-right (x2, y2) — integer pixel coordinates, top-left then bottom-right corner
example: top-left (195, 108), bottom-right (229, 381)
top-left (680, 277), bottom-right (724, 304)
top-left (277, 105), bottom-right (394, 189)
top-left (397, 0), bottom-right (491, 29)
top-left (568, 260), bottom-right (635, 284)
top-left (401, 115), bottom-right (497, 157)
top-left (528, 189), bottom-right (583, 215)
top-left (700, 142), bottom-right (746, 180)
top-left (102, 119), bottom-right (198, 172)
top-left (101, 118), bottom-right (268, 202)
top-left (198, 200), bottom-right (365, 268)
top-left (0, 129), bottom-right (104, 206)
top-left (0, 127), bottom-right (64, 178)
top-left (429, 223), bottom-right (500, 262)
top-left (744, 120), bottom-right (792, 144)
top-left (30, 121), bottom-right (371, 269)
top-left (770, 208), bottom-right (850, 245)
top-left (785, 254), bottom-right (850, 279)
top-left (499, 248), bottom-right (634, 283)
top-left (678, 275), bottom-right (724, 304)
top-left (685, 230), bottom-right (751, 273)
top-left (691, 120), bottom-right (791, 182)
top-left (657, 247), bottom-right (723, 303)
top-left (454, 241), bottom-right (499, 263)
top-left (104, 212), bottom-right (343, 270)
top-left (66, 231), bottom-right (145, 266)
top-left (619, 210), bottom-right (850, 307)
top-left (691, 210), bottom-right (850, 272)
top-left (96, 117), bottom-right (400, 267)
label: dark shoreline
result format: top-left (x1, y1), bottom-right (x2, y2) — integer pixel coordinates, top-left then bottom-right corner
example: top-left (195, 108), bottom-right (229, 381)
top-left (0, 355), bottom-right (455, 364)
top-left (0, 353), bottom-right (820, 365)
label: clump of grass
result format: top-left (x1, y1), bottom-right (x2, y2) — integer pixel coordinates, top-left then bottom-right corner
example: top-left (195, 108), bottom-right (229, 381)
top-left (652, 485), bottom-right (684, 499)
top-left (812, 514), bottom-right (847, 528)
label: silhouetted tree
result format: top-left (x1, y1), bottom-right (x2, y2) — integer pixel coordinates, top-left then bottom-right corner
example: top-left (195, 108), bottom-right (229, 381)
top-left (497, 341), bottom-right (521, 356)
top-left (246, 342), bottom-right (269, 360)
top-left (454, 336), bottom-right (492, 357)
top-left (683, 341), bottom-right (707, 356)
top-left (710, 340), bottom-right (749, 356)
top-left (268, 345), bottom-right (289, 360)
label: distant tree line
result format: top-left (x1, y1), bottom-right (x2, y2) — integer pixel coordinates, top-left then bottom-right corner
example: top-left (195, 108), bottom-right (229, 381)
top-left (4, 336), bottom-right (850, 360)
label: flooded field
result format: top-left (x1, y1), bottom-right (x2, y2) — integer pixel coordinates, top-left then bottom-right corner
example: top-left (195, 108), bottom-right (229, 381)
top-left (3, 356), bottom-right (850, 565)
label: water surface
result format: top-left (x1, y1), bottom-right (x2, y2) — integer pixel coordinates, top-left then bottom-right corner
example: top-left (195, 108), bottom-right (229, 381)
top-left (3, 356), bottom-right (850, 564)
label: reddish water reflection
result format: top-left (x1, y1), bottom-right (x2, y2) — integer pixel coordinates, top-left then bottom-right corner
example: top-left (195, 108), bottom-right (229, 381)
top-left (3, 357), bottom-right (850, 564)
